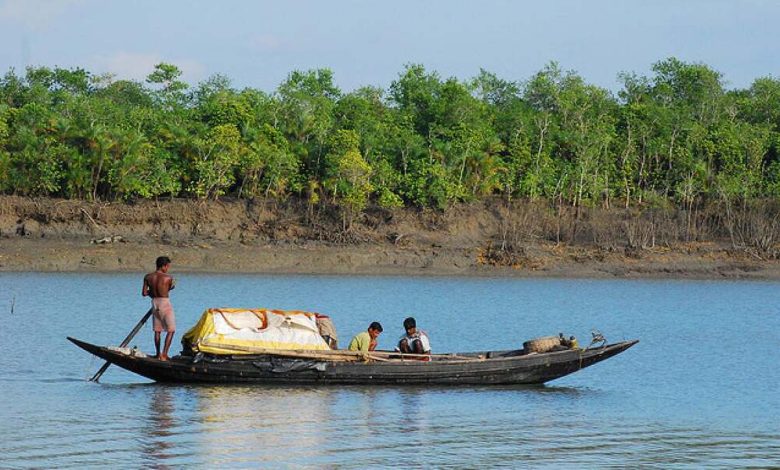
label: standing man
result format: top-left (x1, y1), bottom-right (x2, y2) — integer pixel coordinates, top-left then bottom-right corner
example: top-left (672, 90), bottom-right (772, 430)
top-left (348, 322), bottom-right (383, 352)
top-left (397, 317), bottom-right (431, 357)
top-left (142, 256), bottom-right (176, 361)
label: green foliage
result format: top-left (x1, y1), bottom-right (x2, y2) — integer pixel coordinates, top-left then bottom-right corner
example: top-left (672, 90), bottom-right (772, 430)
top-left (0, 60), bottom-right (778, 218)
top-left (4, 102), bottom-right (64, 195)
top-left (377, 187), bottom-right (404, 209)
top-left (193, 124), bottom-right (242, 199)
top-left (324, 130), bottom-right (373, 212)
top-left (277, 69), bottom-right (340, 179)
top-left (371, 158), bottom-right (403, 208)
top-left (240, 124), bottom-right (299, 198)
top-left (146, 63), bottom-right (188, 96)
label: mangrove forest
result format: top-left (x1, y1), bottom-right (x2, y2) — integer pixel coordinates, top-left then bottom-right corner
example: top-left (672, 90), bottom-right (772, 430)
top-left (0, 58), bottom-right (778, 218)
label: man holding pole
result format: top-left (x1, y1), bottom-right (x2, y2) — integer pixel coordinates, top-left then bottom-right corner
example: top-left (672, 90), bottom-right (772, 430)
top-left (142, 256), bottom-right (176, 360)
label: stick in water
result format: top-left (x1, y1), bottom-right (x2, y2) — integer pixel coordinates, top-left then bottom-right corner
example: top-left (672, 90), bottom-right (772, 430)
top-left (89, 308), bottom-right (154, 382)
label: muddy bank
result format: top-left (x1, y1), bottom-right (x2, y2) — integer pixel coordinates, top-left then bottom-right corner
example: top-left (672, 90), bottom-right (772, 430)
top-left (1, 196), bottom-right (778, 279)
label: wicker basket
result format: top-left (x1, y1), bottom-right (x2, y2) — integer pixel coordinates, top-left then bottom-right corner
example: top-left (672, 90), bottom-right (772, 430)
top-left (523, 336), bottom-right (562, 353)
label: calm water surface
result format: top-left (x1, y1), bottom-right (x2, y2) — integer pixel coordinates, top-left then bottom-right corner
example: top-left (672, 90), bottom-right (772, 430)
top-left (1, 273), bottom-right (779, 468)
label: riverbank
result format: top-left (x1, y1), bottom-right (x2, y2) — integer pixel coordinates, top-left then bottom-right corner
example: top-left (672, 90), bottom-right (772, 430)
top-left (1, 196), bottom-right (778, 279)
top-left (0, 238), bottom-right (777, 279)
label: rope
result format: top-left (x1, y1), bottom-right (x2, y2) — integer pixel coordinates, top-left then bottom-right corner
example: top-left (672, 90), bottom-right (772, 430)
top-left (587, 330), bottom-right (607, 349)
top-left (579, 330), bottom-right (607, 369)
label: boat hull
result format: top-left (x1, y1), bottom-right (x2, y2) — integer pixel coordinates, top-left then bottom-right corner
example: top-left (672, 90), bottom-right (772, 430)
top-left (68, 337), bottom-right (638, 385)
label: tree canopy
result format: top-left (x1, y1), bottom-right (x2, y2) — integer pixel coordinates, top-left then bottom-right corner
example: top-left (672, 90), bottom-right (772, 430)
top-left (0, 59), bottom-right (778, 214)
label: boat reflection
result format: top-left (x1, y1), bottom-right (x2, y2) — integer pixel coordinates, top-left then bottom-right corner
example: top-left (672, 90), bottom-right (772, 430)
top-left (133, 383), bottom-right (598, 466)
top-left (191, 385), bottom-right (339, 466)
top-left (134, 384), bottom-right (456, 466)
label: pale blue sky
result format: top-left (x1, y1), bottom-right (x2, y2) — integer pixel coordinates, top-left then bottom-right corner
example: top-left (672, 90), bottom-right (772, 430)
top-left (0, 0), bottom-right (777, 92)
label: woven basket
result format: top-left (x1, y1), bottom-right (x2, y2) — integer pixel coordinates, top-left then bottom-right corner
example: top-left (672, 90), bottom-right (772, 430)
top-left (523, 336), bottom-right (562, 353)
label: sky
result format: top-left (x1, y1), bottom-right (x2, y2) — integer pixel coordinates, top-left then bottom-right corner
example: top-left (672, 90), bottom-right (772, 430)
top-left (0, 0), bottom-right (778, 93)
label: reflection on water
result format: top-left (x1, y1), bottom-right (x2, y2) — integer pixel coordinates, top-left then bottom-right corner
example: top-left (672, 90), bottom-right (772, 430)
top-left (195, 386), bottom-right (336, 466)
top-left (0, 273), bottom-right (779, 467)
top-left (99, 384), bottom-right (778, 468)
top-left (1, 379), bottom-right (778, 468)
top-left (142, 386), bottom-right (176, 468)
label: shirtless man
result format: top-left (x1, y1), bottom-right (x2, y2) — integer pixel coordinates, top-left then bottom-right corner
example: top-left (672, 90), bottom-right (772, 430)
top-left (142, 256), bottom-right (176, 360)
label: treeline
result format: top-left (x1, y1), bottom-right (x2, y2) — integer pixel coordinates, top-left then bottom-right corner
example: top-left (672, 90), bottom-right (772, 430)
top-left (0, 59), bottom-right (779, 221)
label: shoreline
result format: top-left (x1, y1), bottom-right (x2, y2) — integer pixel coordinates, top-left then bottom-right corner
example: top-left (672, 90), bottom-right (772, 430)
top-left (2, 195), bottom-right (779, 280)
top-left (1, 238), bottom-right (778, 280)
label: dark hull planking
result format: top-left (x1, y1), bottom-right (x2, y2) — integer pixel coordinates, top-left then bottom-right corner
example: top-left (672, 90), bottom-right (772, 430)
top-left (68, 337), bottom-right (638, 385)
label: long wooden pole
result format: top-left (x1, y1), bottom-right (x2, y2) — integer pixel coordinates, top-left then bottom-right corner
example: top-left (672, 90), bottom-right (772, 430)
top-left (89, 307), bottom-right (154, 382)
top-left (206, 342), bottom-right (483, 363)
top-left (205, 343), bottom-right (367, 362)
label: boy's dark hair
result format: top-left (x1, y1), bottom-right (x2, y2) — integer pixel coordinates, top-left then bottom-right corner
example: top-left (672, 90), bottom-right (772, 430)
top-left (403, 317), bottom-right (416, 330)
top-left (369, 321), bottom-right (383, 332)
top-left (156, 256), bottom-right (171, 269)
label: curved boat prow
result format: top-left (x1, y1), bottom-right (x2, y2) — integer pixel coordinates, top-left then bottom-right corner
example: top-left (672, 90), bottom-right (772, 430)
top-left (68, 336), bottom-right (102, 356)
top-left (611, 339), bottom-right (639, 353)
top-left (67, 336), bottom-right (150, 365)
top-left (575, 339), bottom-right (639, 370)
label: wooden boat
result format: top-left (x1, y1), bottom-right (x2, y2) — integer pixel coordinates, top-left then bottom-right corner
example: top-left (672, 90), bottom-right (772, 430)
top-left (67, 336), bottom-right (638, 385)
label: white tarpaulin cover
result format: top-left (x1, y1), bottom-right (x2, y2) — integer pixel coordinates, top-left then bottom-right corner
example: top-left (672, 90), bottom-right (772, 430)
top-left (182, 308), bottom-right (331, 355)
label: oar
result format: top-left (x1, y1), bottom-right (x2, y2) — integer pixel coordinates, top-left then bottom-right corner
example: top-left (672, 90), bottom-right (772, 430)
top-left (89, 307), bottom-right (154, 382)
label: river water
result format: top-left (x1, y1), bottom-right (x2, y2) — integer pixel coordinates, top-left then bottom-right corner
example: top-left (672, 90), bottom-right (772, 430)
top-left (0, 273), bottom-right (778, 468)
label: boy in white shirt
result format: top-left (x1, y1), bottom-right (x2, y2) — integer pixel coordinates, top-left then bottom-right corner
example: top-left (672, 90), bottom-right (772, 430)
top-left (397, 317), bottom-right (430, 357)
